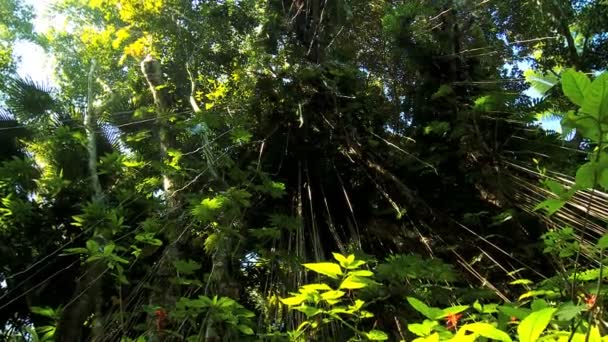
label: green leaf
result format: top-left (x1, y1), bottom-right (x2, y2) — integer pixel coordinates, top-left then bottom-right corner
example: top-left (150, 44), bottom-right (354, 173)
top-left (576, 162), bottom-right (598, 189)
top-left (408, 320), bottom-right (438, 337)
top-left (300, 283), bottom-right (332, 292)
top-left (294, 304), bottom-right (323, 317)
top-left (320, 290), bottom-right (345, 301)
top-left (172, 259), bottom-right (201, 275)
top-left (406, 297), bottom-right (443, 320)
top-left (439, 305), bottom-right (469, 318)
top-left (561, 69), bottom-right (590, 106)
top-left (303, 262), bottom-right (343, 279)
top-left (525, 69), bottom-right (558, 95)
top-left (530, 299), bottom-right (548, 311)
top-left (348, 270), bottom-right (373, 277)
top-left (63, 247), bottom-right (88, 255)
top-left (345, 260), bottom-right (366, 269)
top-left (498, 305), bottom-right (530, 320)
top-left (30, 306), bottom-right (56, 318)
top-left (510, 279), bottom-right (533, 285)
top-left (597, 233), bottom-right (608, 249)
top-left (460, 322), bottom-right (512, 342)
top-left (581, 73), bottom-right (608, 120)
top-left (281, 295), bottom-right (305, 306)
top-left (103, 244), bottom-right (115, 255)
top-left (534, 198), bottom-right (566, 216)
top-left (333, 252), bottom-right (348, 266)
top-left (365, 330), bottom-right (389, 341)
top-left (237, 324), bottom-right (254, 335)
top-left (555, 302), bottom-right (584, 321)
top-left (517, 307), bottom-right (556, 342)
top-left (518, 289), bottom-right (558, 301)
top-left (339, 276), bottom-right (368, 289)
top-left (413, 333), bottom-right (439, 342)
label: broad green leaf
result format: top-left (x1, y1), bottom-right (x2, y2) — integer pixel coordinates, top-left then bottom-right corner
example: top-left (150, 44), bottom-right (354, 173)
top-left (348, 299), bottom-right (365, 311)
top-left (321, 290), bottom-right (345, 301)
top-left (302, 262), bottom-right (342, 279)
top-left (473, 301), bottom-right (482, 313)
top-left (339, 276), bottom-right (368, 289)
top-left (413, 333), bottom-right (440, 342)
top-left (365, 330), bottom-right (388, 341)
top-left (530, 299), bottom-right (548, 311)
top-left (407, 297), bottom-right (443, 320)
top-left (498, 305), bottom-right (530, 320)
top-left (332, 252), bottom-right (348, 267)
top-left (301, 283), bottom-right (332, 292)
top-left (439, 305), bottom-right (469, 318)
top-left (561, 69), bottom-right (590, 106)
top-left (86, 239), bottom-right (100, 252)
top-left (597, 233), bottom-right (608, 249)
top-left (581, 73), bottom-right (608, 119)
top-left (348, 270), bottom-right (373, 277)
top-left (459, 323), bottom-right (512, 342)
top-left (30, 306), bottom-right (56, 318)
top-left (517, 307), bottom-right (556, 342)
top-left (280, 295), bottom-right (305, 306)
top-left (237, 325), bottom-right (254, 335)
top-left (576, 162), bottom-right (598, 189)
top-left (534, 198), bottom-right (566, 216)
top-left (172, 259), bottom-right (201, 275)
top-left (555, 302), bottom-right (584, 321)
top-left (103, 244), bottom-right (115, 255)
top-left (525, 69), bottom-right (558, 95)
top-left (345, 260), bottom-right (366, 269)
top-left (294, 304), bottom-right (323, 317)
top-left (408, 320), bottom-right (438, 337)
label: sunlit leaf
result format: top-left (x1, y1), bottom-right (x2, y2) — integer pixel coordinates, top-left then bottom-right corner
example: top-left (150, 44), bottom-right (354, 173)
top-left (561, 69), bottom-right (590, 106)
top-left (302, 262), bottom-right (343, 279)
top-left (517, 307), bottom-right (556, 342)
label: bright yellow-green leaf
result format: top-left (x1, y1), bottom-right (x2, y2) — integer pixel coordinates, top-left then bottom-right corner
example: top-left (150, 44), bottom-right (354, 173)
top-left (458, 323), bottom-right (512, 342)
top-left (300, 283), bottom-right (332, 292)
top-left (302, 262), bottom-right (342, 279)
top-left (280, 295), bottom-right (305, 306)
top-left (348, 270), bottom-right (373, 277)
top-left (365, 330), bottom-right (388, 341)
top-left (332, 252), bottom-right (348, 266)
top-left (518, 289), bottom-right (558, 301)
top-left (517, 307), bottom-right (556, 342)
top-left (581, 73), bottom-right (608, 119)
top-left (413, 333), bottom-right (440, 342)
top-left (320, 290), bottom-right (345, 301)
top-left (339, 276), bottom-right (367, 289)
top-left (561, 69), bottom-right (591, 106)
top-left (598, 233), bottom-right (608, 249)
top-left (408, 320), bottom-right (438, 337)
top-left (510, 279), bottom-right (533, 285)
top-left (439, 305), bottom-right (469, 318)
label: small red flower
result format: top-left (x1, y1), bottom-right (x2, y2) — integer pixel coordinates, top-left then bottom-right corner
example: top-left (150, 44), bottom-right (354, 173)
top-left (510, 316), bottom-right (518, 323)
top-left (445, 313), bottom-right (463, 330)
top-left (155, 308), bottom-right (167, 333)
top-left (585, 294), bottom-right (597, 309)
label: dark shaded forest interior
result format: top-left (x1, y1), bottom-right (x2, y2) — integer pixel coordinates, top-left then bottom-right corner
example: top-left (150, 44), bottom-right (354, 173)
top-left (1, 0), bottom-right (608, 341)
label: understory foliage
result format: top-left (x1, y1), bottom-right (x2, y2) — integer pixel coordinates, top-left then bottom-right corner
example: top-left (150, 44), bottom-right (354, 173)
top-left (1, 0), bottom-right (608, 341)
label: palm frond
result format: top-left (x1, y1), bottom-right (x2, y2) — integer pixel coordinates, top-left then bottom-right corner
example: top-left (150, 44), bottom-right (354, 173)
top-left (4, 77), bottom-right (57, 122)
top-left (0, 109), bottom-right (30, 160)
